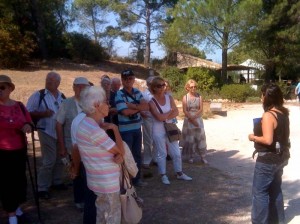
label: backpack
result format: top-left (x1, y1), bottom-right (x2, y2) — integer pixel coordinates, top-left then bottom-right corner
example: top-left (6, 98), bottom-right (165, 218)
top-left (31, 89), bottom-right (66, 130)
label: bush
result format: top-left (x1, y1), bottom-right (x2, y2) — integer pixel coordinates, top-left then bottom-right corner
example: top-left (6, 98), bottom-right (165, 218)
top-left (220, 84), bottom-right (257, 102)
top-left (64, 32), bottom-right (109, 63)
top-left (0, 19), bottom-right (36, 68)
top-left (160, 66), bottom-right (186, 93)
top-left (246, 96), bottom-right (261, 103)
top-left (186, 67), bottom-right (218, 92)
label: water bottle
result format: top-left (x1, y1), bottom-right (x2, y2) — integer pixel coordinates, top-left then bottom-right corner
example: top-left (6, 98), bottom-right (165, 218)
top-left (275, 142), bottom-right (281, 154)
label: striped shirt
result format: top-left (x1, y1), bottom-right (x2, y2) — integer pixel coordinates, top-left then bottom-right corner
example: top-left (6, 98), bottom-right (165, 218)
top-left (76, 116), bottom-right (120, 194)
top-left (115, 88), bottom-right (144, 133)
top-left (26, 89), bottom-right (65, 139)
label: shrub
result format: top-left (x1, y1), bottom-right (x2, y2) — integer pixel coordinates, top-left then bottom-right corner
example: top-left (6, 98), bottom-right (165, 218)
top-left (0, 19), bottom-right (36, 68)
top-left (160, 66), bottom-right (185, 93)
top-left (220, 84), bottom-right (257, 102)
top-left (64, 32), bottom-right (109, 63)
top-left (185, 67), bottom-right (217, 92)
top-left (246, 96), bottom-right (261, 103)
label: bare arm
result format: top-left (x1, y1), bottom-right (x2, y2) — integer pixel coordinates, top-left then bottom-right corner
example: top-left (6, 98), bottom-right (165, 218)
top-left (70, 145), bottom-right (81, 179)
top-left (149, 101), bottom-right (171, 122)
top-left (248, 112), bottom-right (276, 145)
top-left (166, 95), bottom-right (179, 120)
top-left (100, 123), bottom-right (124, 164)
top-left (56, 122), bottom-right (67, 157)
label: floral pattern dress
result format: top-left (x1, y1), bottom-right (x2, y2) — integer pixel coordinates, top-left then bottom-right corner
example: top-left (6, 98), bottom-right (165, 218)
top-left (180, 93), bottom-right (207, 162)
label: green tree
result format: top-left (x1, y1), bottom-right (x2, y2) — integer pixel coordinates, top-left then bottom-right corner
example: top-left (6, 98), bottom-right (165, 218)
top-left (246, 0), bottom-right (300, 81)
top-left (111, 0), bottom-right (178, 67)
top-left (72, 0), bottom-right (110, 43)
top-left (168, 0), bottom-right (261, 81)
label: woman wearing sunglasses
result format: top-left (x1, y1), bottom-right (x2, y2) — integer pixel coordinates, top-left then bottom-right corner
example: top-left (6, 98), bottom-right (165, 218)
top-left (180, 79), bottom-right (208, 164)
top-left (149, 76), bottom-right (192, 185)
top-left (0, 75), bottom-right (32, 224)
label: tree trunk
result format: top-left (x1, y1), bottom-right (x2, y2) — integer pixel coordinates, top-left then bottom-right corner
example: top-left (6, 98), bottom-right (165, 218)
top-left (144, 7), bottom-right (151, 67)
top-left (221, 32), bottom-right (229, 82)
top-left (30, 0), bottom-right (48, 60)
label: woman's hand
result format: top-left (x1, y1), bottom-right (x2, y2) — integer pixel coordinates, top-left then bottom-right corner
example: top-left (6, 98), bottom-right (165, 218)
top-left (113, 153), bottom-right (124, 164)
top-left (69, 163), bottom-right (79, 180)
top-left (100, 122), bottom-right (117, 131)
top-left (22, 123), bottom-right (32, 134)
top-left (188, 118), bottom-right (199, 127)
top-left (248, 134), bottom-right (255, 142)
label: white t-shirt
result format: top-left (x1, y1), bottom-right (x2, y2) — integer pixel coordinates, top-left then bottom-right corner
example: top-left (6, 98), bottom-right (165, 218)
top-left (152, 94), bottom-right (172, 135)
top-left (71, 112), bottom-right (86, 146)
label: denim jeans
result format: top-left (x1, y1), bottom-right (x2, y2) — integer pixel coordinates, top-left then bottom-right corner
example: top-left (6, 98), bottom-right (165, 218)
top-left (81, 165), bottom-right (97, 224)
top-left (251, 161), bottom-right (285, 224)
top-left (121, 129), bottom-right (142, 184)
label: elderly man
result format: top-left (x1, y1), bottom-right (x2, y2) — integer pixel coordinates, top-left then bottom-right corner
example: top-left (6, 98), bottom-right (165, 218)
top-left (26, 71), bottom-right (66, 199)
top-left (115, 69), bottom-right (149, 187)
top-left (56, 77), bottom-right (90, 209)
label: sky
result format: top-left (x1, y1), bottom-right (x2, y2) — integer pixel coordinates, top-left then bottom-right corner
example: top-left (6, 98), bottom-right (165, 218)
top-left (115, 39), bottom-right (223, 64)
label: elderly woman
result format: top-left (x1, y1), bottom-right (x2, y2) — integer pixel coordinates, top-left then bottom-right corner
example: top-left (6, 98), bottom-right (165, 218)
top-left (149, 76), bottom-right (192, 185)
top-left (73, 86), bottom-right (124, 223)
top-left (248, 83), bottom-right (290, 224)
top-left (0, 75), bottom-right (32, 224)
top-left (180, 79), bottom-right (208, 164)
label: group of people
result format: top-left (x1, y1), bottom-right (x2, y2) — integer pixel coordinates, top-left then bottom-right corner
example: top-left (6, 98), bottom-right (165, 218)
top-left (0, 70), bottom-right (291, 224)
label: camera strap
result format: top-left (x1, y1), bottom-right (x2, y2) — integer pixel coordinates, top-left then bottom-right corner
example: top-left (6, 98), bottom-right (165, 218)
top-left (121, 89), bottom-right (139, 104)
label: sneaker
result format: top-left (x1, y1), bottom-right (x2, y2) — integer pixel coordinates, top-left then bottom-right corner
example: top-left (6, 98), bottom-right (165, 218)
top-left (202, 158), bottom-right (208, 164)
top-left (177, 173), bottom-right (192, 181)
top-left (161, 175), bottom-right (170, 185)
top-left (133, 180), bottom-right (148, 187)
top-left (38, 191), bottom-right (50, 200)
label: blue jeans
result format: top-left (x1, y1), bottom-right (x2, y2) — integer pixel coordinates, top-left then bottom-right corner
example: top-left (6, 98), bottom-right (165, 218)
top-left (251, 162), bottom-right (285, 224)
top-left (121, 129), bottom-right (142, 184)
top-left (81, 164), bottom-right (97, 224)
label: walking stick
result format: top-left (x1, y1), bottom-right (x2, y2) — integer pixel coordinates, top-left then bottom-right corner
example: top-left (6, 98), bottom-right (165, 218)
top-left (26, 126), bottom-right (42, 222)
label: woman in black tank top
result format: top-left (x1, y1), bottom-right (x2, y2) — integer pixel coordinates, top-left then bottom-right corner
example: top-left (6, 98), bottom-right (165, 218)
top-left (248, 83), bottom-right (289, 224)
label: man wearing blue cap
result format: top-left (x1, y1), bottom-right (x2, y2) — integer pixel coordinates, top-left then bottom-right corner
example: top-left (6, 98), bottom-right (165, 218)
top-left (115, 69), bottom-right (149, 187)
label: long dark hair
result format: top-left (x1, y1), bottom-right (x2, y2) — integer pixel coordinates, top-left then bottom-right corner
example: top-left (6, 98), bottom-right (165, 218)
top-left (261, 83), bottom-right (289, 115)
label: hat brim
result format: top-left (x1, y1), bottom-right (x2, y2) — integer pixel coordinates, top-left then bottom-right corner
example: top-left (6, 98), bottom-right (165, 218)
top-left (0, 82), bottom-right (15, 91)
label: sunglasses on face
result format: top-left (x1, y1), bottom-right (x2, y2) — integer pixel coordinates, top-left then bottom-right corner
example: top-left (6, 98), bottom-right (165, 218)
top-left (156, 83), bottom-right (166, 88)
top-left (189, 86), bottom-right (197, 89)
top-left (0, 85), bottom-right (7, 90)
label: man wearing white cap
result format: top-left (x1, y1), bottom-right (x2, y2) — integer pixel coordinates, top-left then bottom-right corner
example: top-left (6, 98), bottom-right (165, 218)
top-left (56, 77), bottom-right (90, 209)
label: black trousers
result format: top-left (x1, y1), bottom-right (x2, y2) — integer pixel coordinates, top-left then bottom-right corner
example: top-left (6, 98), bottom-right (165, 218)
top-left (0, 148), bottom-right (27, 213)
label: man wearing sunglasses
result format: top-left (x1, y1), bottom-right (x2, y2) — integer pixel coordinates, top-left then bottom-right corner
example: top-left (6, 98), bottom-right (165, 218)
top-left (115, 69), bottom-right (149, 187)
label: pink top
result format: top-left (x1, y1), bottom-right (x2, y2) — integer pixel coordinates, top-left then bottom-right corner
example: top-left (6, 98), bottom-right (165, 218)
top-left (0, 102), bottom-right (32, 150)
top-left (76, 117), bottom-right (120, 194)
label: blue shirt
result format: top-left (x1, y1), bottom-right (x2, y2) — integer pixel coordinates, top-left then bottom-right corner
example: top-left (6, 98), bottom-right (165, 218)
top-left (115, 88), bottom-right (144, 133)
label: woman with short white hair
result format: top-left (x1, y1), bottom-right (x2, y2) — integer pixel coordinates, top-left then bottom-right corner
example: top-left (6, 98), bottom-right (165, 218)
top-left (74, 86), bottom-right (124, 223)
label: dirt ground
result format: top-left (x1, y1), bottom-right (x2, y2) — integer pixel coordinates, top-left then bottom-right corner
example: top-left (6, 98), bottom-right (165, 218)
top-left (1, 62), bottom-right (300, 223)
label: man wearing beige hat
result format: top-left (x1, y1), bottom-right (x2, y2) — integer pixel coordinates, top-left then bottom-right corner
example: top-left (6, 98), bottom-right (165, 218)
top-left (26, 71), bottom-right (66, 199)
top-left (56, 77), bottom-right (90, 209)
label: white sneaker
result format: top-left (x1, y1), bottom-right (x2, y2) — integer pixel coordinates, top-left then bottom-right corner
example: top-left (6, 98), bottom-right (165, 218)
top-left (202, 158), bottom-right (208, 164)
top-left (161, 175), bottom-right (170, 185)
top-left (177, 173), bottom-right (192, 181)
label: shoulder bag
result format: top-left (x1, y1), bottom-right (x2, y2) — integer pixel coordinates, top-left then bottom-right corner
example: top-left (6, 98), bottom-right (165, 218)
top-left (120, 164), bottom-right (143, 224)
top-left (152, 97), bottom-right (181, 142)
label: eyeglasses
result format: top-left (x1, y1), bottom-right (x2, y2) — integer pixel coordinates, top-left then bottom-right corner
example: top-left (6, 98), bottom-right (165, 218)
top-left (189, 86), bottom-right (197, 89)
top-left (0, 85), bottom-right (7, 90)
top-left (156, 83), bottom-right (166, 88)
